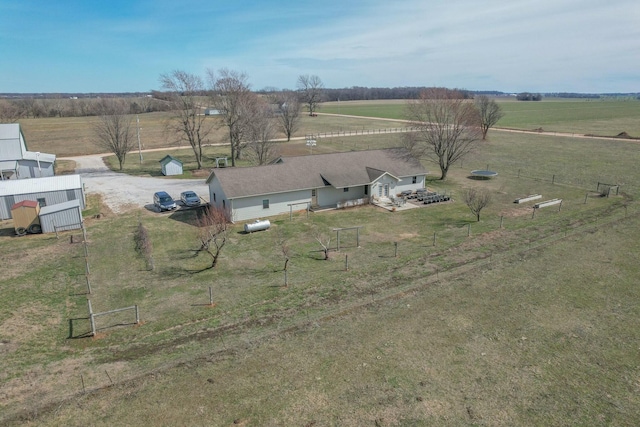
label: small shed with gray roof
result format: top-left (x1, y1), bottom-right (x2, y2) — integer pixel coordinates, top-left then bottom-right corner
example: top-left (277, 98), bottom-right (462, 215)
top-left (0, 174), bottom-right (85, 220)
top-left (206, 148), bottom-right (427, 222)
top-left (159, 155), bottom-right (183, 176)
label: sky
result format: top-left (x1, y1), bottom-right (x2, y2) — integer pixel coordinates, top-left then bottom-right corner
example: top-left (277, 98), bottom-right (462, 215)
top-left (1, 0), bottom-right (639, 94)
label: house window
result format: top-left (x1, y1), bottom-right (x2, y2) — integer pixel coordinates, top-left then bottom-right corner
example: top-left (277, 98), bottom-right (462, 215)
top-left (343, 187), bottom-right (349, 192)
top-left (37, 198), bottom-right (46, 207)
top-left (263, 199), bottom-right (270, 209)
top-left (412, 176), bottom-right (417, 184)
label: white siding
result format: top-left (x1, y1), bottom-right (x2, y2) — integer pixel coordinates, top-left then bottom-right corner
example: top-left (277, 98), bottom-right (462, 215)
top-left (232, 189), bottom-right (311, 222)
top-left (317, 185), bottom-right (366, 208)
top-left (208, 176), bottom-right (228, 211)
top-left (162, 160), bottom-right (183, 176)
top-left (394, 175), bottom-right (425, 195)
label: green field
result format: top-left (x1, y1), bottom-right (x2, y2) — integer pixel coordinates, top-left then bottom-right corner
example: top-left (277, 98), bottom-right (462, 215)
top-left (2, 102), bottom-right (640, 425)
top-left (321, 98), bottom-right (640, 137)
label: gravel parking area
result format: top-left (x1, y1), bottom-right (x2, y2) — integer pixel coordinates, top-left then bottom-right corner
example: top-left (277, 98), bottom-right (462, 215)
top-left (63, 155), bottom-right (210, 213)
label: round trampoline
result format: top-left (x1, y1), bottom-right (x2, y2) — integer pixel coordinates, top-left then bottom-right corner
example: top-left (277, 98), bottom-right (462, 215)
top-left (471, 170), bottom-right (498, 179)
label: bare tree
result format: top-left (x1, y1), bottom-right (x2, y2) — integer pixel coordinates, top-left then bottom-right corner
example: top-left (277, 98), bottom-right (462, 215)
top-left (208, 68), bottom-right (255, 166)
top-left (475, 95), bottom-right (504, 140)
top-left (0, 100), bottom-right (22, 122)
top-left (195, 206), bottom-right (230, 269)
top-left (274, 90), bottom-right (301, 141)
top-left (313, 228), bottom-right (332, 260)
top-left (245, 99), bottom-right (279, 165)
top-left (93, 99), bottom-right (135, 170)
top-left (463, 188), bottom-right (492, 221)
top-left (275, 228), bottom-right (291, 272)
top-left (160, 70), bottom-right (212, 169)
top-left (297, 74), bottom-right (324, 116)
top-left (404, 88), bottom-right (482, 180)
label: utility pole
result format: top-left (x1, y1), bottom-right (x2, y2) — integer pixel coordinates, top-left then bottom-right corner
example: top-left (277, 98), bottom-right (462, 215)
top-left (137, 115), bottom-right (143, 164)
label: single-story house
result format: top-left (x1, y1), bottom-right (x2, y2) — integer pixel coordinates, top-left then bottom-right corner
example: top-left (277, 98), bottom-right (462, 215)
top-left (206, 148), bottom-right (428, 222)
top-left (0, 123), bottom-right (56, 179)
top-left (159, 155), bottom-right (183, 176)
top-left (39, 199), bottom-right (83, 233)
top-left (0, 174), bottom-right (85, 220)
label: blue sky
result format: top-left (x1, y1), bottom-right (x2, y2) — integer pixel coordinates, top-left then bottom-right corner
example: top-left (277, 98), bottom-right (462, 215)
top-left (1, 0), bottom-right (639, 93)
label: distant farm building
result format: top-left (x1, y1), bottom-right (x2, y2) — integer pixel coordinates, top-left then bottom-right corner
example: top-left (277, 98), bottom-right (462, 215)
top-left (0, 123), bottom-right (56, 179)
top-left (159, 155), bottom-right (183, 176)
top-left (204, 109), bottom-right (221, 116)
top-left (0, 174), bottom-right (85, 220)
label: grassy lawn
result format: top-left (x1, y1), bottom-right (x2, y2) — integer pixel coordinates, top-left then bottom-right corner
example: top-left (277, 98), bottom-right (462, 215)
top-left (2, 101), bottom-right (640, 424)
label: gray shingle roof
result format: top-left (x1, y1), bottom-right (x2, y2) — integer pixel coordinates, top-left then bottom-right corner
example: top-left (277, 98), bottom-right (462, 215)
top-left (206, 148), bottom-right (427, 199)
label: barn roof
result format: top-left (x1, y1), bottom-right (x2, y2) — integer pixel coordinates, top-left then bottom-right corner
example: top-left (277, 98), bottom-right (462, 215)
top-left (206, 148), bottom-right (426, 199)
top-left (0, 174), bottom-right (83, 197)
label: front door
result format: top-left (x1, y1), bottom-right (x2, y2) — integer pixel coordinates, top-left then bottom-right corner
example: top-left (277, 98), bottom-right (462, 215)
top-left (311, 189), bottom-right (318, 205)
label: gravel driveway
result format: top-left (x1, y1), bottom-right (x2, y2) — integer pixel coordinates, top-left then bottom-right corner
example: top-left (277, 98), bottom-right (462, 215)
top-left (63, 155), bottom-right (210, 213)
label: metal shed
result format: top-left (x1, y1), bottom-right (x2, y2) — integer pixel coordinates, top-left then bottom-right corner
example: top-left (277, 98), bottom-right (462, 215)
top-left (0, 174), bottom-right (85, 220)
top-left (39, 199), bottom-right (83, 233)
top-left (159, 155), bottom-right (183, 176)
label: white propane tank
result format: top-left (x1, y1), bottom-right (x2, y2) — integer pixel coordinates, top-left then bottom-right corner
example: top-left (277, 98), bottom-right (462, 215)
top-left (244, 219), bottom-right (271, 233)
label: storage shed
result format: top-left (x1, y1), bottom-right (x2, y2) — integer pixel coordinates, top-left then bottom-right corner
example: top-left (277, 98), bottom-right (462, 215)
top-left (159, 155), bottom-right (183, 176)
top-left (0, 174), bottom-right (85, 220)
top-left (39, 199), bottom-right (83, 233)
top-left (11, 199), bottom-right (41, 234)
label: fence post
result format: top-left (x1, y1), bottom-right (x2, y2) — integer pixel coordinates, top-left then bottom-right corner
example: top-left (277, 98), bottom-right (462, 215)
top-left (531, 207), bottom-right (536, 219)
top-left (552, 174), bottom-right (556, 184)
top-left (88, 299), bottom-right (96, 337)
top-left (135, 305), bottom-right (140, 324)
top-left (345, 254), bottom-right (349, 271)
top-left (584, 193), bottom-right (588, 204)
top-left (394, 242), bottom-right (398, 257)
top-left (558, 201), bottom-right (563, 212)
top-left (433, 231), bottom-right (436, 246)
top-left (209, 286), bottom-right (213, 305)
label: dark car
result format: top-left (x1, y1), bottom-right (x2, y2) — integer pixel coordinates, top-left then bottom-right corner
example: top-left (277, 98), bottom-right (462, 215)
top-left (180, 191), bottom-right (201, 207)
top-left (153, 191), bottom-right (177, 212)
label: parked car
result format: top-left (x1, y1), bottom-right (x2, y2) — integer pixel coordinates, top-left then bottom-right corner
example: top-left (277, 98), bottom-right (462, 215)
top-left (153, 191), bottom-right (177, 212)
top-left (180, 190), bottom-right (201, 207)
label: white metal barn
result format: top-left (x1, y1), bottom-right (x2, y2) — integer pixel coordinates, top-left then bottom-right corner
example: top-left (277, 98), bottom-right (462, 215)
top-left (0, 123), bottom-right (56, 179)
top-left (206, 148), bottom-right (428, 222)
top-left (39, 199), bottom-right (83, 233)
top-left (0, 174), bottom-right (85, 220)
top-left (159, 155), bottom-right (183, 176)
